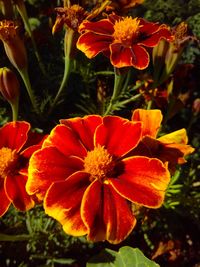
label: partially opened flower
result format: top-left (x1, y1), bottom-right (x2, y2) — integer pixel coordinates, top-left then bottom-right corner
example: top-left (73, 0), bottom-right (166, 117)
top-left (0, 121), bottom-right (45, 217)
top-left (131, 109), bottom-right (195, 171)
top-left (77, 14), bottom-right (173, 69)
top-left (27, 115), bottom-right (170, 244)
top-left (0, 20), bottom-right (27, 70)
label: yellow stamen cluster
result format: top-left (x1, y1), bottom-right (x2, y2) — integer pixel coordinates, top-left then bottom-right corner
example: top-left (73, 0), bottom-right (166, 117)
top-left (84, 145), bottom-right (115, 182)
top-left (113, 17), bottom-right (141, 46)
top-left (0, 147), bottom-right (18, 178)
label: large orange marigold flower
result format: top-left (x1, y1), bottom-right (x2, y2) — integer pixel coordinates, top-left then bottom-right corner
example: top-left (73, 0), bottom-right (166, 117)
top-left (27, 115), bottom-right (170, 244)
top-left (132, 109), bottom-right (195, 171)
top-left (77, 14), bottom-right (173, 69)
top-left (0, 121), bottom-right (44, 217)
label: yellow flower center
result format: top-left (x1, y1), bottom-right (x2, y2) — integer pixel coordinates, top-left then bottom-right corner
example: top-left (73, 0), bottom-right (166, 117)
top-left (113, 17), bottom-right (141, 46)
top-left (84, 145), bottom-right (115, 182)
top-left (0, 147), bottom-right (18, 179)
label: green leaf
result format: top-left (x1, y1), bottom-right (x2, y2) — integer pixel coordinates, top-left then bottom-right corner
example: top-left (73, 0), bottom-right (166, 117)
top-left (87, 246), bottom-right (160, 267)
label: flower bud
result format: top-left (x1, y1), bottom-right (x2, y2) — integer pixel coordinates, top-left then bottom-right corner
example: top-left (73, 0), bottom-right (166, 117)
top-left (193, 98), bottom-right (200, 115)
top-left (0, 67), bottom-right (20, 103)
top-left (0, 20), bottom-right (28, 70)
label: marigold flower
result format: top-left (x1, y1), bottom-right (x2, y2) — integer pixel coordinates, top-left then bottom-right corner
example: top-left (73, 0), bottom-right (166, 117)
top-left (131, 109), bottom-right (195, 171)
top-left (77, 14), bottom-right (173, 69)
top-left (52, 1), bottom-right (111, 33)
top-left (0, 121), bottom-right (45, 217)
top-left (27, 115), bottom-right (170, 244)
top-left (0, 20), bottom-right (27, 70)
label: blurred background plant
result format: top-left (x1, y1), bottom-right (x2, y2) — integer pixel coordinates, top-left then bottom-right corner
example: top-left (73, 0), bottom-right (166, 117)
top-left (0, 0), bottom-right (199, 266)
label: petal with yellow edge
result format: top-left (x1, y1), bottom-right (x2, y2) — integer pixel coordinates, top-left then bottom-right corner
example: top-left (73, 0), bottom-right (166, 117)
top-left (5, 174), bottom-right (35, 211)
top-left (139, 19), bottom-right (162, 35)
top-left (109, 156), bottom-right (170, 208)
top-left (139, 27), bottom-right (173, 47)
top-left (44, 171), bottom-right (90, 236)
top-left (77, 32), bottom-right (111, 59)
top-left (0, 180), bottom-right (11, 217)
top-left (0, 121), bottom-right (30, 152)
top-left (60, 115), bottom-right (102, 151)
top-left (43, 125), bottom-right (87, 158)
top-left (79, 19), bottom-right (114, 35)
top-left (110, 43), bottom-right (149, 69)
top-left (81, 180), bottom-right (136, 244)
top-left (95, 116), bottom-right (142, 158)
top-left (27, 147), bottom-right (84, 199)
top-left (132, 109), bottom-right (162, 138)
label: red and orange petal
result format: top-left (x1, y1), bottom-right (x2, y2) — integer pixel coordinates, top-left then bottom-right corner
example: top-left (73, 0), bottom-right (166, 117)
top-left (109, 156), bottom-right (170, 208)
top-left (77, 32), bottom-right (111, 59)
top-left (27, 146), bottom-right (84, 199)
top-left (161, 143), bottom-right (195, 164)
top-left (139, 27), bottom-right (174, 47)
top-left (60, 115), bottom-right (102, 151)
top-left (79, 19), bottom-right (114, 35)
top-left (81, 180), bottom-right (136, 244)
top-left (0, 121), bottom-right (30, 152)
top-left (0, 180), bottom-right (11, 217)
top-left (110, 43), bottom-right (149, 69)
top-left (43, 124), bottom-right (87, 158)
top-left (5, 174), bottom-right (35, 211)
top-left (132, 109), bottom-right (162, 138)
top-left (44, 171), bottom-right (90, 236)
top-left (95, 116), bottom-right (142, 158)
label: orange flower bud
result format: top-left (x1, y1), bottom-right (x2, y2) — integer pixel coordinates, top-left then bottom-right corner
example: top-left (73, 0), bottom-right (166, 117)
top-left (0, 67), bottom-right (20, 103)
top-left (0, 20), bottom-right (28, 70)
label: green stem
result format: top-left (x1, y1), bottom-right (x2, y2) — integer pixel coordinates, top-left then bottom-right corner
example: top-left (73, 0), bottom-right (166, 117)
top-left (16, 3), bottom-right (46, 76)
top-left (104, 68), bottom-right (125, 115)
top-left (121, 69), bottom-right (131, 94)
top-left (49, 29), bottom-right (74, 114)
top-left (147, 100), bottom-right (153, 110)
top-left (10, 97), bottom-right (19, 121)
top-left (118, 94), bottom-right (141, 106)
top-left (19, 68), bottom-right (38, 112)
top-left (26, 211), bottom-right (33, 235)
top-left (94, 71), bottom-right (114, 76)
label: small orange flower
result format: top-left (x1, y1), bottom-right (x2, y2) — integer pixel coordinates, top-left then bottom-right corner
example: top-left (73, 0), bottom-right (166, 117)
top-left (77, 14), bottom-right (173, 69)
top-left (131, 109), bottom-right (195, 171)
top-left (27, 115), bottom-right (170, 244)
top-left (0, 121), bottom-right (45, 217)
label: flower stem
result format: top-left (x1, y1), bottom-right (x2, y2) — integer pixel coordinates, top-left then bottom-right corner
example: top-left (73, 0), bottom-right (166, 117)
top-left (16, 2), bottom-right (47, 76)
top-left (10, 97), bottom-right (19, 121)
top-left (104, 68), bottom-right (125, 115)
top-left (19, 68), bottom-right (38, 112)
top-left (119, 94), bottom-right (141, 106)
top-left (48, 29), bottom-right (74, 114)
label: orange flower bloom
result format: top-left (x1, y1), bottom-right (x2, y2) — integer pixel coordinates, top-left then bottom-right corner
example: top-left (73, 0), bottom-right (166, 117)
top-left (131, 109), bottom-right (195, 171)
top-left (77, 14), bottom-right (173, 69)
top-left (0, 121), bottom-right (45, 217)
top-left (27, 115), bottom-right (170, 244)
